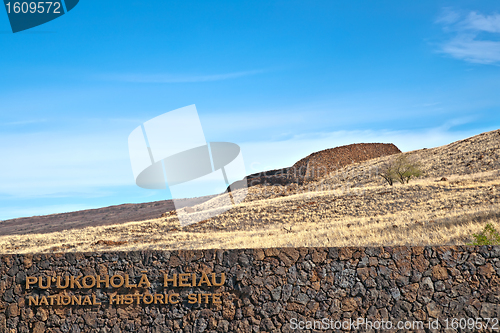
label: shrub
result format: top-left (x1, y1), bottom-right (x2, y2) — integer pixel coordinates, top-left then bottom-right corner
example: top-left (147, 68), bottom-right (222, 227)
top-left (379, 154), bottom-right (423, 185)
top-left (393, 155), bottom-right (423, 184)
top-left (468, 223), bottom-right (500, 245)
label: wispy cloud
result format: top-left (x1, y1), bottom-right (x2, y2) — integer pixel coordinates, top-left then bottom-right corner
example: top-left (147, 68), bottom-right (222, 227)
top-left (435, 8), bottom-right (461, 25)
top-left (1, 119), bottom-right (47, 126)
top-left (0, 130), bottom-right (132, 199)
top-left (436, 9), bottom-right (500, 64)
top-left (0, 204), bottom-right (93, 221)
top-left (99, 70), bottom-right (264, 83)
top-left (464, 11), bottom-right (500, 33)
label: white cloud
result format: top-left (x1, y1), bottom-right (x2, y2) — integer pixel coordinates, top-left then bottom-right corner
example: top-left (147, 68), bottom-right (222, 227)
top-left (99, 70), bottom-right (264, 83)
top-left (441, 36), bottom-right (500, 64)
top-left (465, 12), bottom-right (500, 33)
top-left (437, 10), bottom-right (500, 64)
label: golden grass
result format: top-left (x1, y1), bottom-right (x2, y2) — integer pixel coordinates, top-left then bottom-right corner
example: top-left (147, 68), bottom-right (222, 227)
top-left (1, 129), bottom-right (498, 254)
top-left (1, 170), bottom-right (498, 254)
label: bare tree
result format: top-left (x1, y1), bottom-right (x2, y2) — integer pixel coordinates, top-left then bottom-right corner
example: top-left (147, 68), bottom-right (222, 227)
top-left (380, 161), bottom-right (396, 186)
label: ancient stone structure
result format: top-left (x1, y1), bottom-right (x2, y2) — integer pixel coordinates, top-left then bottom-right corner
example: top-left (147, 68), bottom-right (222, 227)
top-left (1, 246), bottom-right (499, 332)
top-left (244, 143), bottom-right (401, 188)
top-left (291, 143), bottom-right (402, 181)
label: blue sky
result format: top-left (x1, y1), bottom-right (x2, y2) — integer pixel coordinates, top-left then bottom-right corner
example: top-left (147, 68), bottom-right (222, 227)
top-left (1, 1), bottom-right (500, 220)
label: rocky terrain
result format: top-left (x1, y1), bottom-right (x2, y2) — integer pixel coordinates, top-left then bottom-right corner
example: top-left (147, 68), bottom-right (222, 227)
top-left (0, 129), bottom-right (499, 253)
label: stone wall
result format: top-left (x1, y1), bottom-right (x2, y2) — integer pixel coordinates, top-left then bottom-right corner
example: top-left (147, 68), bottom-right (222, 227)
top-left (292, 143), bottom-right (401, 181)
top-left (0, 246), bottom-right (499, 332)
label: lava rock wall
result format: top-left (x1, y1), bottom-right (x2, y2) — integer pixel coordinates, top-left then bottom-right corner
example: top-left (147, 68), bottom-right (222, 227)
top-left (0, 246), bottom-right (499, 332)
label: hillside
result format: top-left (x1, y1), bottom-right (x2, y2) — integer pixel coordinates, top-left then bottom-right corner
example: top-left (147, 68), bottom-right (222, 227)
top-left (0, 195), bottom-right (217, 236)
top-left (1, 142), bottom-right (401, 236)
top-left (0, 129), bottom-right (499, 253)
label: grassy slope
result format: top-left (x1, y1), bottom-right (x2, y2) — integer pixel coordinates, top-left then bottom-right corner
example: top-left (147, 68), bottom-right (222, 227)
top-left (1, 129), bottom-right (499, 254)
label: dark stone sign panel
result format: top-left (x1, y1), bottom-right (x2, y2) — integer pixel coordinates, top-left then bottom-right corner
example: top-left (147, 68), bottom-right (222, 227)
top-left (1, 246), bottom-right (500, 332)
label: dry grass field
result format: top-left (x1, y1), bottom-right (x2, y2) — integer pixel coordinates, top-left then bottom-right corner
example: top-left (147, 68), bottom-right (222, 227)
top-left (1, 129), bottom-right (499, 254)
